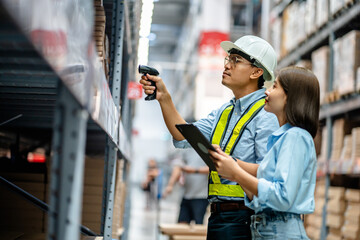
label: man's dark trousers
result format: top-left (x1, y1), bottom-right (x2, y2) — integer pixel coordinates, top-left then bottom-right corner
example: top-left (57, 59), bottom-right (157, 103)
top-left (207, 208), bottom-right (253, 239)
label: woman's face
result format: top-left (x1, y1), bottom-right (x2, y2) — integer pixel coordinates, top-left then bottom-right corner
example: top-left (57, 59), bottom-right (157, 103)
top-left (264, 78), bottom-right (287, 116)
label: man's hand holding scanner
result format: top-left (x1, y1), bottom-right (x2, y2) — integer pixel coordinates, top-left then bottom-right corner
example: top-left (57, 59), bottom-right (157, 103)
top-left (139, 72), bottom-right (169, 102)
top-left (138, 65), bottom-right (187, 141)
top-left (138, 65), bottom-right (159, 101)
top-left (209, 145), bottom-right (240, 182)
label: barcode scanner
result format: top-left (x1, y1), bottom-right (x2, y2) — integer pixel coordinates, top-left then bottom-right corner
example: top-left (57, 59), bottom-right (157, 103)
top-left (138, 65), bottom-right (159, 101)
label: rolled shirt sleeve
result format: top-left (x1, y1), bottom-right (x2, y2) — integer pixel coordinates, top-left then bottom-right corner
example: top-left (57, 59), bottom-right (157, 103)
top-left (173, 108), bottom-right (218, 148)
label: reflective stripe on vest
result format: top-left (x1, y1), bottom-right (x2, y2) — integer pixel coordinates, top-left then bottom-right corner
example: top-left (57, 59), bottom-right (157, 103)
top-left (208, 98), bottom-right (265, 198)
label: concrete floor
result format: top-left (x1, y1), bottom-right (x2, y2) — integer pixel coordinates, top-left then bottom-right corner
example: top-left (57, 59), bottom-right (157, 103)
top-left (126, 182), bottom-right (183, 240)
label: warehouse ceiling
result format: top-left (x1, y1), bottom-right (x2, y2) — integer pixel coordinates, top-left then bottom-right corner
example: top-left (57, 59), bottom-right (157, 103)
top-left (148, 0), bottom-right (190, 61)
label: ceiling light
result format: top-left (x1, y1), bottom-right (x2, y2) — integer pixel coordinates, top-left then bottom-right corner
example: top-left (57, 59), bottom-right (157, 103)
top-left (138, 0), bottom-right (154, 65)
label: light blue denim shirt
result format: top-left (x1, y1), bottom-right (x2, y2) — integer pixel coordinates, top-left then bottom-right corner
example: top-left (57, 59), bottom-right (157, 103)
top-left (245, 123), bottom-right (317, 214)
top-left (173, 88), bottom-right (279, 202)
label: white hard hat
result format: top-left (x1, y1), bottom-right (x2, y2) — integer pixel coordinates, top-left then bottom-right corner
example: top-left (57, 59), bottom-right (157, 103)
top-left (221, 35), bottom-right (277, 81)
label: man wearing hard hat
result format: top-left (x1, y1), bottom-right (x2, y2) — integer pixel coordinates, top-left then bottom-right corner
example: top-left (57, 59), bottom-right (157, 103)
top-left (140, 35), bottom-right (279, 239)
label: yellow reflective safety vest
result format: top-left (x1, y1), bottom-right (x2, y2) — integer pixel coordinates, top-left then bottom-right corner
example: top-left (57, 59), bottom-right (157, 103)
top-left (208, 98), bottom-right (265, 199)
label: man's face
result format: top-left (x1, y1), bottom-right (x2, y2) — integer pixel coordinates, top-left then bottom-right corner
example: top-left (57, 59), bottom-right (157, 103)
top-left (222, 54), bottom-right (256, 90)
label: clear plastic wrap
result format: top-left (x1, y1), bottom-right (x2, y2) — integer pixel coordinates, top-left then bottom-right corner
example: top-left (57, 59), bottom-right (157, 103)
top-left (2, 0), bottom-right (119, 142)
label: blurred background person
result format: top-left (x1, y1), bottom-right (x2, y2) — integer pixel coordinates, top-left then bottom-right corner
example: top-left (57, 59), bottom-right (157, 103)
top-left (141, 158), bottom-right (160, 210)
top-left (163, 149), bottom-right (209, 225)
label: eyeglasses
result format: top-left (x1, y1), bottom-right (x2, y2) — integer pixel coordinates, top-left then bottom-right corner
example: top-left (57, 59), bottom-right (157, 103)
top-left (224, 55), bottom-right (253, 67)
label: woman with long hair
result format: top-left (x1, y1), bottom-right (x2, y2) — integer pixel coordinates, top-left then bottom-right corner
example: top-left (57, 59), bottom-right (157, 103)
top-left (209, 66), bottom-right (319, 239)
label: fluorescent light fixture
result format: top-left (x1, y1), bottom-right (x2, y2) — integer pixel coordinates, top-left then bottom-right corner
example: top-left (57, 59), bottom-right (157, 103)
top-left (138, 0), bottom-right (154, 65)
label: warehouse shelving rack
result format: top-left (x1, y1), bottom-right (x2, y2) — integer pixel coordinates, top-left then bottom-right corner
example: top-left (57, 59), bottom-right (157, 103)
top-left (273, 0), bottom-right (360, 239)
top-left (0, 0), bottom-right (137, 239)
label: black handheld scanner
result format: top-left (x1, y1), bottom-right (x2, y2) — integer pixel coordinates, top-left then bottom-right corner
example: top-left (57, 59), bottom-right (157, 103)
top-left (138, 65), bottom-right (159, 101)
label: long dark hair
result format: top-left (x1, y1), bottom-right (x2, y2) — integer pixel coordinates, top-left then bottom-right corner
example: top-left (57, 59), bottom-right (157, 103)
top-left (278, 66), bottom-right (320, 138)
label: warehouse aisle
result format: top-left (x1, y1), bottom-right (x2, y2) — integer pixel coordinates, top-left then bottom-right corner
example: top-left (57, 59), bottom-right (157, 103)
top-left (127, 182), bottom-right (182, 240)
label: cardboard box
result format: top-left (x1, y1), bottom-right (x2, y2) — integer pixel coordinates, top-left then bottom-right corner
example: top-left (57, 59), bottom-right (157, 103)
top-left (306, 225), bottom-right (321, 240)
top-left (345, 216), bottom-right (360, 227)
top-left (326, 233), bottom-right (342, 240)
top-left (356, 67), bottom-right (360, 92)
top-left (159, 224), bottom-right (207, 236)
top-left (312, 46), bottom-right (329, 104)
top-left (341, 224), bottom-right (360, 240)
top-left (346, 189), bottom-right (360, 202)
top-left (316, 0), bottom-right (328, 28)
top-left (327, 227), bottom-right (343, 240)
top-left (306, 214), bottom-right (323, 228)
top-left (341, 31), bottom-right (360, 95)
top-left (327, 199), bottom-right (346, 214)
top-left (305, 0), bottom-right (317, 36)
top-left (296, 60), bottom-right (312, 70)
top-left (270, 17), bottom-right (282, 60)
top-left (327, 213), bottom-right (344, 229)
top-left (314, 197), bottom-right (325, 215)
top-left (345, 203), bottom-right (360, 217)
top-left (281, 2), bottom-right (307, 54)
top-left (315, 180), bottom-right (326, 197)
top-left (328, 186), bottom-right (346, 200)
top-left (330, 120), bottom-right (345, 161)
top-left (351, 128), bottom-right (360, 159)
top-left (330, 0), bottom-right (347, 15)
top-left (333, 31), bottom-right (360, 96)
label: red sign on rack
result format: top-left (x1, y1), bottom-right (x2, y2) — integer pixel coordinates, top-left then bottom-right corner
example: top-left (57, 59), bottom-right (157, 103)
top-left (127, 82), bottom-right (143, 99)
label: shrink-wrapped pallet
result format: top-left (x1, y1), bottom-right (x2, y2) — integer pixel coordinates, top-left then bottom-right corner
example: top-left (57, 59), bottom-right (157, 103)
top-left (305, 0), bottom-right (317, 36)
top-left (316, 0), bottom-right (329, 28)
top-left (270, 17), bottom-right (282, 60)
top-left (330, 119), bottom-right (345, 161)
top-left (312, 46), bottom-right (329, 104)
top-left (333, 31), bottom-right (360, 96)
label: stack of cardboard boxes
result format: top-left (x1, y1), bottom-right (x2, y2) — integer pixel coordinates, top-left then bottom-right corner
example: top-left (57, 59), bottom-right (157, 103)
top-left (351, 128), bottom-right (360, 160)
top-left (306, 179), bottom-right (325, 240)
top-left (333, 31), bottom-right (360, 98)
top-left (112, 160), bottom-right (126, 239)
top-left (82, 156), bottom-right (105, 233)
top-left (330, 0), bottom-right (356, 16)
top-left (312, 46), bottom-right (329, 104)
top-left (330, 119), bottom-right (345, 161)
top-left (81, 156), bottom-right (126, 238)
top-left (326, 187), bottom-right (346, 240)
top-left (94, 0), bottom-right (110, 82)
top-left (342, 189), bottom-right (360, 240)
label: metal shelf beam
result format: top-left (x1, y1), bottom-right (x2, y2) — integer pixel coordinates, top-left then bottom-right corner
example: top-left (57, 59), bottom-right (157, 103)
top-left (48, 81), bottom-right (89, 240)
top-left (319, 95), bottom-right (360, 120)
top-left (101, 1), bottom-right (124, 239)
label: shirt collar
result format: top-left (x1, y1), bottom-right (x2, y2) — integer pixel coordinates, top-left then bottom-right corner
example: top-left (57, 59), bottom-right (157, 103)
top-left (266, 123), bottom-right (292, 150)
top-left (230, 88), bottom-right (266, 110)
top-left (272, 122), bottom-right (292, 137)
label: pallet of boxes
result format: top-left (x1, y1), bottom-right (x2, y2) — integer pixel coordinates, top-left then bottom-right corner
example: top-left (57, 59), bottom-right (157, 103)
top-left (332, 30), bottom-right (360, 101)
top-left (342, 189), bottom-right (360, 240)
top-left (326, 186), bottom-right (347, 240)
top-left (305, 179), bottom-right (325, 240)
top-left (94, 0), bottom-right (110, 82)
top-left (81, 156), bottom-right (126, 239)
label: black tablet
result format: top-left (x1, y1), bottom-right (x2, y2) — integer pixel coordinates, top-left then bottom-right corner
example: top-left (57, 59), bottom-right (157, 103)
top-left (175, 123), bottom-right (216, 171)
